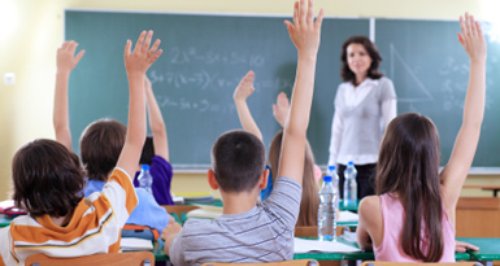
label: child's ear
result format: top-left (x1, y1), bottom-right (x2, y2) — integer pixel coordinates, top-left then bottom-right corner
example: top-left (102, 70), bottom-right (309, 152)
top-left (258, 168), bottom-right (270, 189)
top-left (207, 169), bottom-right (219, 190)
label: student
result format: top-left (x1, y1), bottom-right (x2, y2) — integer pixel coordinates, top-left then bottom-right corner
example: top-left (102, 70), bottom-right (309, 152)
top-left (0, 30), bottom-right (162, 264)
top-left (52, 41), bottom-right (170, 235)
top-left (233, 71), bottom-right (320, 227)
top-left (162, 0), bottom-right (324, 264)
top-left (133, 76), bottom-right (175, 206)
top-left (356, 14), bottom-right (486, 262)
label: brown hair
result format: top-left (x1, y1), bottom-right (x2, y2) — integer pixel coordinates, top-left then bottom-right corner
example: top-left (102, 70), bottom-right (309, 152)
top-left (269, 131), bottom-right (319, 226)
top-left (376, 113), bottom-right (443, 262)
top-left (80, 119), bottom-right (126, 181)
top-left (341, 36), bottom-right (383, 85)
top-left (212, 130), bottom-right (266, 192)
top-left (12, 139), bottom-right (85, 218)
top-left (140, 136), bottom-right (155, 165)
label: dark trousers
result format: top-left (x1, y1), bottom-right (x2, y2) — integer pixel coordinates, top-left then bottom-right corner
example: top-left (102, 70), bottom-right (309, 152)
top-left (337, 163), bottom-right (376, 200)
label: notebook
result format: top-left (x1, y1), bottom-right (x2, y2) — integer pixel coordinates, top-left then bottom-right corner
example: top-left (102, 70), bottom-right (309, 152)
top-left (293, 238), bottom-right (360, 253)
top-left (120, 237), bottom-right (154, 251)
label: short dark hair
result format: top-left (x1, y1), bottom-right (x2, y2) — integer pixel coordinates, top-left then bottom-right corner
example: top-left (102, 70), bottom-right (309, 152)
top-left (12, 139), bottom-right (85, 218)
top-left (212, 130), bottom-right (265, 192)
top-left (140, 136), bottom-right (155, 165)
top-left (80, 119), bottom-right (126, 181)
top-left (341, 36), bottom-right (383, 84)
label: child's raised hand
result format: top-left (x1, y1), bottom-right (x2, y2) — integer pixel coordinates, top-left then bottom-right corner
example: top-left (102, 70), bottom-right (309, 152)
top-left (124, 30), bottom-right (163, 75)
top-left (272, 92), bottom-right (290, 127)
top-left (144, 75), bottom-right (152, 89)
top-left (284, 0), bottom-right (324, 57)
top-left (458, 13), bottom-right (486, 62)
top-left (233, 70), bottom-right (256, 102)
top-left (56, 41), bottom-right (85, 74)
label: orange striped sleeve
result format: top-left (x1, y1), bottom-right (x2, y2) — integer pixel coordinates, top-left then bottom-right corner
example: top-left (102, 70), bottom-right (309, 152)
top-left (11, 201), bottom-right (109, 244)
top-left (107, 168), bottom-right (138, 215)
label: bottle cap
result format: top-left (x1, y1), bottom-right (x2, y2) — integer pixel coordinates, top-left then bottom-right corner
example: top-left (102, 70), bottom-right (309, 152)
top-left (323, 176), bottom-right (332, 182)
top-left (347, 161), bottom-right (354, 166)
top-left (141, 164), bottom-right (150, 171)
top-left (328, 165), bottom-right (336, 171)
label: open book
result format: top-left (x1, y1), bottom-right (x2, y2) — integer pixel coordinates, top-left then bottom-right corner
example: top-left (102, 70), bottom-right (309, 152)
top-left (121, 237), bottom-right (154, 251)
top-left (338, 211), bottom-right (358, 222)
top-left (186, 205), bottom-right (223, 219)
top-left (294, 238), bottom-right (360, 253)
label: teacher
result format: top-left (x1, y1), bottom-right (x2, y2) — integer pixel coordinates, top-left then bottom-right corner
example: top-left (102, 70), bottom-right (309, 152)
top-left (328, 36), bottom-right (397, 200)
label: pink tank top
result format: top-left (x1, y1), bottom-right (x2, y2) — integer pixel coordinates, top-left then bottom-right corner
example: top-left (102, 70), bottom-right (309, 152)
top-left (374, 193), bottom-right (455, 262)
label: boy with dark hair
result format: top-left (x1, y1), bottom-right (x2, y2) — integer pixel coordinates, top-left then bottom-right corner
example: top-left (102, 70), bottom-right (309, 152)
top-left (0, 30), bottom-right (163, 265)
top-left (80, 119), bottom-right (127, 181)
top-left (163, 0), bottom-right (324, 264)
top-left (51, 41), bottom-right (171, 235)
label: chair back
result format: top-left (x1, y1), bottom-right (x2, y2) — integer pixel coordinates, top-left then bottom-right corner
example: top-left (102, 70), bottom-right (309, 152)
top-left (361, 261), bottom-right (483, 266)
top-left (202, 259), bottom-right (318, 266)
top-left (25, 251), bottom-right (154, 266)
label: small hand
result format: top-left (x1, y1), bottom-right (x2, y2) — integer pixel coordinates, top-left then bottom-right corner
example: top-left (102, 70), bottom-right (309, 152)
top-left (162, 220), bottom-right (182, 240)
top-left (455, 240), bottom-right (479, 253)
top-left (56, 41), bottom-right (85, 74)
top-left (124, 30), bottom-right (163, 75)
top-left (284, 0), bottom-right (324, 57)
top-left (272, 92), bottom-right (290, 127)
top-left (458, 13), bottom-right (486, 63)
top-left (233, 70), bottom-right (256, 102)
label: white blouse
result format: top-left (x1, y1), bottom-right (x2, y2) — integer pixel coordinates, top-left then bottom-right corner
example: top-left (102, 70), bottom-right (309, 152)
top-left (328, 77), bottom-right (397, 166)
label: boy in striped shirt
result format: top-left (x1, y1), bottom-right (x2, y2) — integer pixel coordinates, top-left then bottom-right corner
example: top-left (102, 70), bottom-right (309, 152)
top-left (0, 30), bottom-right (163, 265)
top-left (163, 0), bottom-right (324, 264)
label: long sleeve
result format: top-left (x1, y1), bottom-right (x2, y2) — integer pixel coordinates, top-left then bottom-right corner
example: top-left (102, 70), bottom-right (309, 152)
top-left (328, 87), bottom-right (343, 166)
top-left (380, 78), bottom-right (397, 130)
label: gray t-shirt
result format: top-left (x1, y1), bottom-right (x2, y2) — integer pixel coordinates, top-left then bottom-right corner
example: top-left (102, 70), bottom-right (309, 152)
top-left (169, 177), bottom-right (302, 266)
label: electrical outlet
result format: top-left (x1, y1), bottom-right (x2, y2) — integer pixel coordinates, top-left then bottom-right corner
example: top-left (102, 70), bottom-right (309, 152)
top-left (4, 72), bottom-right (15, 86)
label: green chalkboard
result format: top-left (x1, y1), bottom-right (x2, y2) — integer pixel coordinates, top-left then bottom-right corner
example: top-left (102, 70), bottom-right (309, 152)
top-left (65, 11), bottom-right (500, 170)
top-left (375, 19), bottom-right (500, 169)
top-left (65, 10), bottom-right (369, 169)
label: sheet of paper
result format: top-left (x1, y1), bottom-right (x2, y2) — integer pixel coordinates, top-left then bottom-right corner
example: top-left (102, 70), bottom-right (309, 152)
top-left (120, 237), bottom-right (154, 251)
top-left (338, 211), bottom-right (359, 222)
top-left (187, 206), bottom-right (223, 219)
top-left (294, 238), bottom-right (360, 253)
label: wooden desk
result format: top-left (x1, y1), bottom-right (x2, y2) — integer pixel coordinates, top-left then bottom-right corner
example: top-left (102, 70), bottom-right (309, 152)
top-left (464, 185), bottom-right (500, 197)
top-left (154, 237), bottom-right (471, 262)
top-left (459, 237), bottom-right (500, 266)
top-left (456, 197), bottom-right (500, 237)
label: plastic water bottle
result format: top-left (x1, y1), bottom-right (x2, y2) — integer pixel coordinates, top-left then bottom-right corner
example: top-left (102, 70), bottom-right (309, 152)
top-left (327, 165), bottom-right (339, 210)
top-left (343, 161), bottom-right (358, 208)
top-left (318, 167), bottom-right (338, 241)
top-left (138, 164), bottom-right (153, 194)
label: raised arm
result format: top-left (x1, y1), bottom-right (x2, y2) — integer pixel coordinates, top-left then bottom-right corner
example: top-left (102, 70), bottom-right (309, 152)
top-left (272, 92), bottom-right (290, 127)
top-left (53, 41), bottom-right (85, 150)
top-left (233, 70), bottom-right (263, 141)
top-left (278, 0), bottom-right (323, 183)
top-left (117, 30), bottom-right (163, 178)
top-left (441, 14), bottom-right (486, 218)
top-left (145, 76), bottom-right (169, 160)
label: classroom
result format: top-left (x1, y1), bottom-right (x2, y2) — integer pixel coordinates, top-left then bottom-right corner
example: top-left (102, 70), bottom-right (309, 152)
top-left (1, 0), bottom-right (500, 265)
